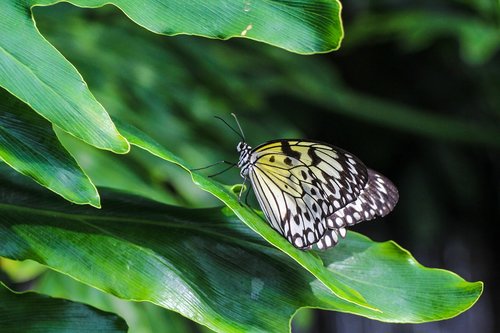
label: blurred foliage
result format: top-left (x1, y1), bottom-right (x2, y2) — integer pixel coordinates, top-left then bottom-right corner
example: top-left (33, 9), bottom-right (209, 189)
top-left (347, 0), bottom-right (500, 65)
top-left (1, 0), bottom-right (498, 332)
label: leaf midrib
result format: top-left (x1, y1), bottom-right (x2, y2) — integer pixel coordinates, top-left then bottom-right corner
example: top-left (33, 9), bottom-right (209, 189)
top-left (0, 202), bottom-right (273, 252)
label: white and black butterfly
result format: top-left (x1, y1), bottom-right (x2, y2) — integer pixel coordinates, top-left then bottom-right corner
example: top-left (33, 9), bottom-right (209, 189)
top-left (203, 115), bottom-right (399, 250)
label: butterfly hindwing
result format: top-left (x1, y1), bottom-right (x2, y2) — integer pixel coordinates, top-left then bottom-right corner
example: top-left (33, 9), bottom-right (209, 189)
top-left (316, 227), bottom-right (346, 250)
top-left (325, 169), bottom-right (399, 229)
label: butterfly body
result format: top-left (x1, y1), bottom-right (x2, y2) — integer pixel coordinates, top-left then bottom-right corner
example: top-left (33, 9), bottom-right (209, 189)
top-left (236, 139), bottom-right (398, 250)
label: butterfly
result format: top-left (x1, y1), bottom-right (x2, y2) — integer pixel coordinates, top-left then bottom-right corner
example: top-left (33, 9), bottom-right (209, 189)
top-left (206, 115), bottom-right (399, 250)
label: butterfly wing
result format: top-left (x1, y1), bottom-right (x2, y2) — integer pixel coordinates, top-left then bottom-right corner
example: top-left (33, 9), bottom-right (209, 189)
top-left (249, 158), bottom-right (328, 249)
top-left (316, 169), bottom-right (399, 249)
top-left (247, 140), bottom-right (398, 249)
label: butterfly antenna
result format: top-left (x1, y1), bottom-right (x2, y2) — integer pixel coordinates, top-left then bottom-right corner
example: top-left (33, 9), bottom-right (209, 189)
top-left (214, 115), bottom-right (245, 142)
top-left (231, 113), bottom-right (246, 142)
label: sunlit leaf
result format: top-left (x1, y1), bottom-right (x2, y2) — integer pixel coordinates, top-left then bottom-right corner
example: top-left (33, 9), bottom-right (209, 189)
top-left (33, 0), bottom-right (343, 54)
top-left (0, 1), bottom-right (129, 153)
top-left (0, 88), bottom-right (100, 207)
top-left (0, 166), bottom-right (482, 333)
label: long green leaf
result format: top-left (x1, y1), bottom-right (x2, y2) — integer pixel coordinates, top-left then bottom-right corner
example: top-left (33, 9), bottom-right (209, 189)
top-left (120, 123), bottom-right (372, 309)
top-left (0, 88), bottom-right (100, 207)
top-left (0, 283), bottom-right (128, 332)
top-left (0, 1), bottom-right (129, 153)
top-left (33, 0), bottom-right (343, 54)
top-left (0, 166), bottom-right (482, 333)
top-left (120, 122), bottom-right (482, 314)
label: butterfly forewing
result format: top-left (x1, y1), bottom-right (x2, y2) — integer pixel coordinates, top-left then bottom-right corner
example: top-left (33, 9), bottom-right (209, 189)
top-left (250, 167), bottom-right (327, 249)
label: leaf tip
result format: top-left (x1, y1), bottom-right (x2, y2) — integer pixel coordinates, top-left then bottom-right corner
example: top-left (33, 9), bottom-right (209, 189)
top-left (111, 135), bottom-right (131, 154)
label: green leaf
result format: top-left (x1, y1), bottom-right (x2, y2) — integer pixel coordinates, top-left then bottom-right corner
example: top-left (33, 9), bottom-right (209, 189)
top-left (34, 267), bottom-right (200, 333)
top-left (2, 257), bottom-right (197, 333)
top-left (0, 166), bottom-right (482, 333)
top-left (33, 0), bottom-right (343, 54)
top-left (1, 0), bottom-right (341, 151)
top-left (0, 1), bottom-right (129, 153)
top-left (118, 122), bottom-right (485, 313)
top-left (0, 88), bottom-right (100, 208)
top-left (119, 122), bottom-right (371, 309)
top-left (0, 283), bottom-right (128, 332)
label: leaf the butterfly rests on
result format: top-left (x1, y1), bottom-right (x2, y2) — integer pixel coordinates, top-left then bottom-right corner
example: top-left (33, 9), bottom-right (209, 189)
top-left (237, 139), bottom-right (399, 250)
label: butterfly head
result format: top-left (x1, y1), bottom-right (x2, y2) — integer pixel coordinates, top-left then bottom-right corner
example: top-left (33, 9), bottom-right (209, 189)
top-left (236, 141), bottom-right (249, 153)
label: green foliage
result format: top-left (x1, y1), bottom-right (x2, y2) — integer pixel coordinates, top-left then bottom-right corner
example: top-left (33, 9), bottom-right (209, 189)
top-left (347, 0), bottom-right (500, 65)
top-left (0, 89), bottom-right (99, 207)
top-left (34, 268), bottom-right (198, 333)
top-left (33, 0), bottom-right (344, 54)
top-left (0, 167), bottom-right (482, 332)
top-left (0, 282), bottom-right (128, 332)
top-left (1, 0), bottom-right (343, 152)
top-left (0, 1), bottom-right (129, 153)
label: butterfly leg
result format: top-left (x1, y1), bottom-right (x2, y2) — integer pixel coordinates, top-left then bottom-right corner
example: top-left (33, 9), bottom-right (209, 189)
top-left (244, 182), bottom-right (252, 206)
top-left (190, 160), bottom-right (235, 171)
top-left (237, 177), bottom-right (248, 206)
top-left (190, 161), bottom-right (237, 178)
top-left (208, 163), bottom-right (237, 178)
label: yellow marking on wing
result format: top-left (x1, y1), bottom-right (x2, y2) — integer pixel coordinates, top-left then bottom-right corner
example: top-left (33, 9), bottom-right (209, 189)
top-left (254, 142), bottom-right (283, 152)
top-left (255, 162), bottom-right (303, 197)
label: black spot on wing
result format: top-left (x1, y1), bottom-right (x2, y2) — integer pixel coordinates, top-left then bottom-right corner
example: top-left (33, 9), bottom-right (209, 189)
top-left (284, 209), bottom-right (291, 222)
top-left (281, 140), bottom-right (301, 160)
top-left (307, 147), bottom-right (321, 166)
